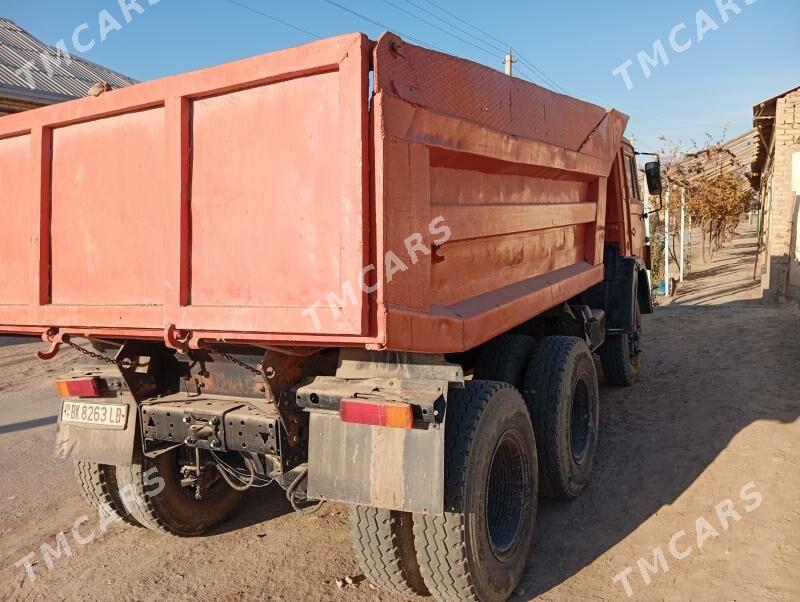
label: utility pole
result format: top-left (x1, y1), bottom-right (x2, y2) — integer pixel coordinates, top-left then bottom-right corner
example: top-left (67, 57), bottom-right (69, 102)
top-left (504, 47), bottom-right (516, 76)
top-left (679, 187), bottom-right (685, 282)
top-left (688, 213), bottom-right (692, 274)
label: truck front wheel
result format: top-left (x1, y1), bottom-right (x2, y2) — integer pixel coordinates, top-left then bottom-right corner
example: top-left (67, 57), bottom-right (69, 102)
top-left (413, 381), bottom-right (538, 602)
top-left (524, 336), bottom-right (600, 500)
top-left (600, 295), bottom-right (642, 386)
top-left (115, 447), bottom-right (244, 536)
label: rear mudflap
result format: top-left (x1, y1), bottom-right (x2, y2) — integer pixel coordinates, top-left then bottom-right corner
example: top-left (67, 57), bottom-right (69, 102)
top-left (301, 349), bottom-right (461, 513)
top-left (307, 413), bottom-right (445, 514)
top-left (54, 395), bottom-right (139, 466)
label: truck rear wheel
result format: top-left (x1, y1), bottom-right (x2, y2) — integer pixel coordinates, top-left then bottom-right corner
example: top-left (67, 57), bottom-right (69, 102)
top-left (524, 336), bottom-right (599, 500)
top-left (413, 381), bottom-right (537, 602)
top-left (115, 447), bottom-right (244, 536)
top-left (600, 293), bottom-right (642, 386)
top-left (349, 506), bottom-right (428, 597)
top-left (474, 334), bottom-right (537, 390)
top-left (74, 460), bottom-right (140, 527)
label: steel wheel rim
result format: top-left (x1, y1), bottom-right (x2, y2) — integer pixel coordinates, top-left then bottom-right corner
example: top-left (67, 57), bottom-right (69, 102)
top-left (485, 429), bottom-right (530, 560)
top-left (570, 377), bottom-right (592, 464)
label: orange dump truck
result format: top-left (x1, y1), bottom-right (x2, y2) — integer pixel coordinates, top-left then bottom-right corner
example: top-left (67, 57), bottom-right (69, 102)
top-left (0, 33), bottom-right (658, 601)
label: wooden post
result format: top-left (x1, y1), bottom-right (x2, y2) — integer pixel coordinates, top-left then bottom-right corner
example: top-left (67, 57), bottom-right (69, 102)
top-left (664, 186), bottom-right (670, 294)
top-left (679, 187), bottom-right (685, 282)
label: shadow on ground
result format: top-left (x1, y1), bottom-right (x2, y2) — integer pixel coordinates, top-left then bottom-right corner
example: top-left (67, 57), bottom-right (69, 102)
top-left (515, 230), bottom-right (800, 598)
top-left (0, 415), bottom-right (57, 434)
top-left (0, 337), bottom-right (36, 348)
top-left (212, 484), bottom-right (295, 534)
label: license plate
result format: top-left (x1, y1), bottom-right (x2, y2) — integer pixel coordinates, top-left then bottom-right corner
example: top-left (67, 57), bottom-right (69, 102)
top-left (61, 401), bottom-right (128, 429)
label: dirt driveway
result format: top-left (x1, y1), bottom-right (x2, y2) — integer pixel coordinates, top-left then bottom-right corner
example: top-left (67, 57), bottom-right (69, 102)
top-left (1, 227), bottom-right (798, 601)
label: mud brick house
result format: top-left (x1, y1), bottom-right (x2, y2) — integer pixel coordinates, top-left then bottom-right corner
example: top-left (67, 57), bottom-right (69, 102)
top-left (753, 85), bottom-right (800, 303)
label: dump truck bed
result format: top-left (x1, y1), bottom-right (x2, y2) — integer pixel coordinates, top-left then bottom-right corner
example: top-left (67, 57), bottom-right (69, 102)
top-left (0, 32), bottom-right (627, 353)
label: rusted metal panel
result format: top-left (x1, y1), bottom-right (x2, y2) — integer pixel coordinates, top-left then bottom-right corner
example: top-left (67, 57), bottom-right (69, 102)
top-left (438, 202), bottom-right (596, 241)
top-left (372, 33), bottom-right (626, 352)
top-left (50, 108), bottom-right (168, 305)
top-left (429, 224), bottom-right (587, 307)
top-left (382, 262), bottom-right (604, 353)
top-left (0, 134), bottom-right (33, 305)
top-left (0, 33), bottom-right (372, 342)
top-left (584, 177), bottom-right (609, 265)
top-left (430, 168), bottom-right (591, 205)
top-left (189, 70), bottom-right (363, 333)
top-left (373, 32), bottom-right (608, 152)
top-left (0, 32), bottom-right (630, 354)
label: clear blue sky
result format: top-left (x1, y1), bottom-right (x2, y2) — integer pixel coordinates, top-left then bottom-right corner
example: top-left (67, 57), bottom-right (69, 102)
top-left (5, 0), bottom-right (798, 151)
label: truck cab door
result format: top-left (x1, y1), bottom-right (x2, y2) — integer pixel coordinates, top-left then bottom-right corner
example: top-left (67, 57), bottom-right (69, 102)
top-left (623, 152), bottom-right (646, 258)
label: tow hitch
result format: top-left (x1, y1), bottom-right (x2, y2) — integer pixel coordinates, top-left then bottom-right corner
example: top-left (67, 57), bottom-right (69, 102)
top-left (140, 396), bottom-right (303, 473)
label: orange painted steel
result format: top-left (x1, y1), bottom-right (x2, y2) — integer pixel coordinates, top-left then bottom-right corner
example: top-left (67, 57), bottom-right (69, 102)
top-left (0, 32), bottom-right (629, 354)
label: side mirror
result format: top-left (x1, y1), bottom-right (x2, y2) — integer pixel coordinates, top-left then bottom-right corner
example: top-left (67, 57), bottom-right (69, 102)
top-left (645, 161), bottom-right (662, 195)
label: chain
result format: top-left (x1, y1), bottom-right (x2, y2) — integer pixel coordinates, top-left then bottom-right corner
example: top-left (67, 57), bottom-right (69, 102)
top-left (209, 348), bottom-right (274, 379)
top-left (65, 339), bottom-right (141, 370)
top-left (66, 339), bottom-right (271, 377)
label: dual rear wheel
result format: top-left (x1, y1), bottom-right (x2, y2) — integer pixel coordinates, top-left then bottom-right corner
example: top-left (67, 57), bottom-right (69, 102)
top-left (478, 333), bottom-right (600, 499)
top-left (352, 334), bottom-right (602, 601)
top-left (74, 447), bottom-right (244, 537)
top-left (351, 382), bottom-right (537, 601)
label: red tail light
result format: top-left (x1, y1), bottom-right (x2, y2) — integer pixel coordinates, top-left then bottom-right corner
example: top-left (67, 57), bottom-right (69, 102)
top-left (340, 399), bottom-right (413, 429)
top-left (55, 378), bottom-right (100, 398)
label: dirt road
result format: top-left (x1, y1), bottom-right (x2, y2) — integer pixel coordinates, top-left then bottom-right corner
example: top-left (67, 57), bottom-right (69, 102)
top-left (1, 227), bottom-right (798, 601)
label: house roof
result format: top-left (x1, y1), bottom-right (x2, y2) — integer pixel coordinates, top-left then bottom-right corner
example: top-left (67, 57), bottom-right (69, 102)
top-left (670, 129), bottom-right (759, 188)
top-left (0, 17), bottom-right (137, 104)
top-left (751, 84), bottom-right (800, 187)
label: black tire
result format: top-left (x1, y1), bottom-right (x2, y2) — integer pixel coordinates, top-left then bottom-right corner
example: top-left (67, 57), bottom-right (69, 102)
top-left (115, 447), bottom-right (244, 536)
top-left (74, 460), bottom-right (140, 526)
top-left (350, 506), bottom-right (428, 597)
top-left (600, 294), bottom-right (642, 386)
top-left (474, 334), bottom-right (537, 390)
top-left (524, 336), bottom-right (600, 500)
top-left (413, 381), bottom-right (538, 602)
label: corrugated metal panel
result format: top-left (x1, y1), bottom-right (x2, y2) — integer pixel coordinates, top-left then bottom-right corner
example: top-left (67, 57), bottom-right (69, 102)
top-left (0, 18), bottom-right (137, 102)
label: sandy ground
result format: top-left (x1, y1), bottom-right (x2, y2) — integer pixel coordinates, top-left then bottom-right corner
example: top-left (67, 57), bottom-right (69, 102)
top-left (0, 226), bottom-right (797, 601)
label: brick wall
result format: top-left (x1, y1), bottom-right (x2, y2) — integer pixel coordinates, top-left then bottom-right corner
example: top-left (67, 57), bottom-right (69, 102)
top-left (762, 89), bottom-right (800, 302)
top-left (0, 96), bottom-right (45, 116)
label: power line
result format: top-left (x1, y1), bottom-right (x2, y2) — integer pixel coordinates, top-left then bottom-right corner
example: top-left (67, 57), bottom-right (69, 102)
top-left (418, 0), bottom-right (569, 94)
top-left (377, 0), bottom-right (502, 61)
top-left (325, 0), bottom-right (540, 88)
top-left (401, 0), bottom-right (507, 54)
top-left (515, 63), bottom-right (543, 85)
top-left (419, 0), bottom-right (510, 49)
top-left (321, 0), bottom-right (443, 51)
top-left (220, 0), bottom-right (322, 39)
top-left (516, 55), bottom-right (568, 94)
